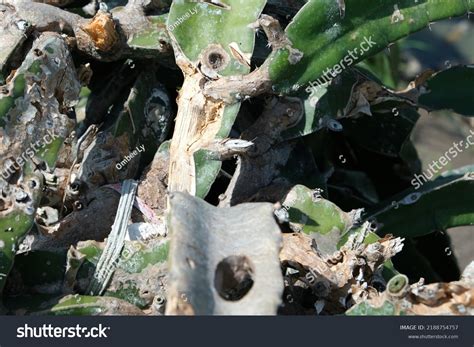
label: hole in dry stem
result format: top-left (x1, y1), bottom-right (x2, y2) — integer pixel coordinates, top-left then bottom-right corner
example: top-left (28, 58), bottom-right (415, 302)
top-left (214, 255), bottom-right (254, 301)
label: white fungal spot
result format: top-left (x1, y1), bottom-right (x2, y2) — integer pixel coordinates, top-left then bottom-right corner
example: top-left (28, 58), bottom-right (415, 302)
top-left (339, 296), bottom-right (347, 307)
top-left (20, 104), bottom-right (37, 123)
top-left (327, 119), bottom-right (343, 132)
top-left (291, 84), bottom-right (300, 91)
top-left (391, 5), bottom-right (405, 24)
top-left (274, 207), bottom-right (289, 224)
top-left (311, 188), bottom-right (324, 202)
top-left (309, 95), bottom-right (320, 107)
top-left (285, 268), bottom-right (299, 276)
top-left (456, 304), bottom-right (467, 314)
top-left (26, 124), bottom-right (35, 135)
top-left (15, 20), bottom-right (29, 31)
top-left (324, 23), bottom-right (342, 41)
top-left (223, 139), bottom-right (253, 150)
top-left (288, 48), bottom-right (303, 65)
top-left (99, 2), bottom-right (108, 12)
top-left (315, 299), bottom-right (325, 315)
top-left (400, 192), bottom-right (421, 205)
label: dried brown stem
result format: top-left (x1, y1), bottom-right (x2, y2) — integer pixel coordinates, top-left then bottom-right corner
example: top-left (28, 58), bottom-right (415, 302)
top-left (280, 232), bottom-right (405, 314)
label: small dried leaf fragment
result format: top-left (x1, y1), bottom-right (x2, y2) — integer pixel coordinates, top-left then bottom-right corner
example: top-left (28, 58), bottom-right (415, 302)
top-left (80, 12), bottom-right (119, 52)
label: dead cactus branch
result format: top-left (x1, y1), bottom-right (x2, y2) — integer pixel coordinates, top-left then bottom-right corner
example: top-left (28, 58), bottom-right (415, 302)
top-left (9, 1), bottom-right (172, 62)
top-left (280, 231), bottom-right (405, 315)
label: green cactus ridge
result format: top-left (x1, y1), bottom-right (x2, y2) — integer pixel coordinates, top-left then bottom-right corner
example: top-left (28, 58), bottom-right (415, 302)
top-left (266, 0), bottom-right (474, 93)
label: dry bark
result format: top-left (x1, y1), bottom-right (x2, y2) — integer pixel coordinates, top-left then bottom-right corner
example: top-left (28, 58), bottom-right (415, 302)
top-left (166, 192), bottom-right (283, 315)
top-left (280, 232), bottom-right (404, 314)
top-left (8, 1), bottom-right (172, 62)
top-left (220, 96), bottom-right (303, 206)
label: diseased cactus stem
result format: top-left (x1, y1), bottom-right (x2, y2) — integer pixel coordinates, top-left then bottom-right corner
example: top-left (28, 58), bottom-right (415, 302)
top-left (0, 33), bottom-right (80, 294)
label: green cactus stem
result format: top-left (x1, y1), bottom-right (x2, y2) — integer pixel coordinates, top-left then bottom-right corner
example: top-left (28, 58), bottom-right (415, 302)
top-left (267, 0), bottom-right (474, 94)
top-left (366, 165), bottom-right (474, 238)
top-left (282, 185), bottom-right (356, 236)
top-left (204, 0), bottom-right (474, 100)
